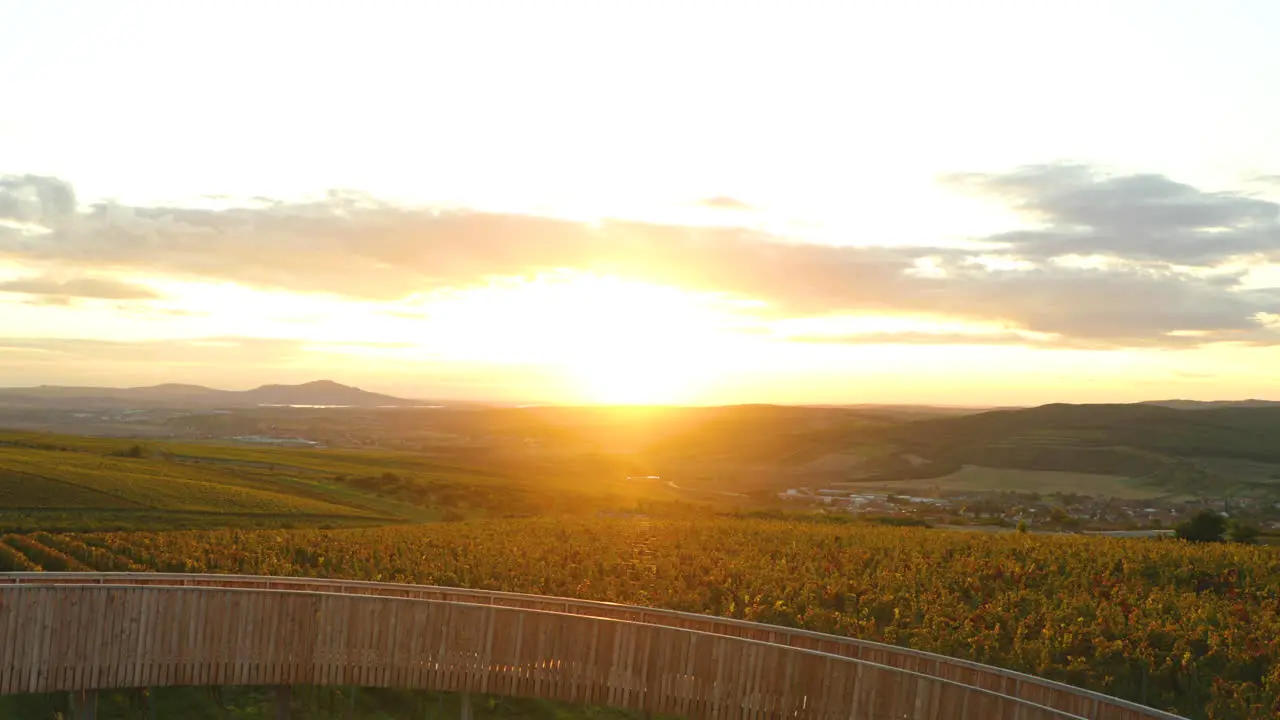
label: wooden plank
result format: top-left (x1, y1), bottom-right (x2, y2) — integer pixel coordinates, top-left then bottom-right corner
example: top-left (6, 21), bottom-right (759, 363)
top-left (37, 588), bottom-right (54, 693)
top-left (201, 588), bottom-right (218, 688)
top-left (71, 587), bottom-right (91, 692)
top-left (0, 590), bottom-right (13, 695)
top-left (131, 588), bottom-right (147, 689)
top-left (112, 588), bottom-right (131, 691)
top-left (178, 590), bottom-right (195, 687)
top-left (146, 587), bottom-right (162, 688)
top-left (19, 589), bottom-right (38, 693)
top-left (92, 588), bottom-right (112, 693)
top-left (160, 589), bottom-right (178, 688)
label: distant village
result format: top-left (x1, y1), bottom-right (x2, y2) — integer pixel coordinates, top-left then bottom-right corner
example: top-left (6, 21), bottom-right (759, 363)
top-left (775, 486), bottom-right (1280, 532)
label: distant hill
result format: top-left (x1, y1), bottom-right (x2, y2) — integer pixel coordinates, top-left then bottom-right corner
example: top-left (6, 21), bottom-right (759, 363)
top-left (0, 380), bottom-right (421, 409)
top-left (803, 403), bottom-right (1016, 421)
top-left (623, 401), bottom-right (1280, 498)
top-left (241, 380), bottom-right (412, 407)
top-left (852, 402), bottom-right (1280, 495)
top-left (1142, 399), bottom-right (1280, 410)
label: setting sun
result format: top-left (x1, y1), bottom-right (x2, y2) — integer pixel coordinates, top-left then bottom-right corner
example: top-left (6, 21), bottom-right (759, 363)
top-left (561, 346), bottom-right (721, 405)
top-left (404, 272), bottom-right (745, 404)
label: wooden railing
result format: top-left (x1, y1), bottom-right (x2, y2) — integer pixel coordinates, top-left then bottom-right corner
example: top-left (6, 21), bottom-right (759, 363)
top-left (0, 583), bottom-right (1077, 720)
top-left (0, 574), bottom-right (1186, 720)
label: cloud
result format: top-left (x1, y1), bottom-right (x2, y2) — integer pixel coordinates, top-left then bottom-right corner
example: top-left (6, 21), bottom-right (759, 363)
top-left (0, 176), bottom-right (920, 305)
top-left (2, 169), bottom-right (1279, 348)
top-left (0, 336), bottom-right (297, 363)
top-left (0, 336), bottom-right (414, 365)
top-left (946, 164), bottom-right (1280, 265)
top-left (906, 261), bottom-right (1280, 345)
top-left (0, 175), bottom-right (77, 229)
top-left (0, 276), bottom-right (159, 300)
top-left (696, 196), bottom-right (753, 210)
top-left (787, 331), bottom-right (1076, 348)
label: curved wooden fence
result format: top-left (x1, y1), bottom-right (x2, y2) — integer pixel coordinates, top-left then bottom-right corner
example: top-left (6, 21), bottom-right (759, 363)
top-left (0, 573), bottom-right (1186, 720)
top-left (0, 583), bottom-right (1074, 720)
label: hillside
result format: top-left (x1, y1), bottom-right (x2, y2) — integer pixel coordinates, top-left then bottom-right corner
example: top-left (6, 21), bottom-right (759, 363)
top-left (1143, 399), bottom-right (1280, 410)
top-left (0, 427), bottom-right (684, 531)
top-left (6, 397), bottom-right (1280, 503)
top-left (595, 402), bottom-right (1280, 499)
top-left (837, 403), bottom-right (1280, 497)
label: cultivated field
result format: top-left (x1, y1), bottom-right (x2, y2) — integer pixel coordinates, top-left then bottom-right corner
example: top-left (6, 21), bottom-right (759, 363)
top-left (855, 465), bottom-right (1171, 499)
top-left (0, 429), bottom-right (682, 531)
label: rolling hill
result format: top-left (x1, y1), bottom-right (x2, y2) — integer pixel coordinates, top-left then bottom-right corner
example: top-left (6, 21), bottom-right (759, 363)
top-left (823, 403), bottom-right (1280, 496)
top-left (1142, 399), bottom-right (1280, 410)
top-left (614, 402), bottom-right (1280, 498)
top-left (5, 383), bottom-right (1280, 503)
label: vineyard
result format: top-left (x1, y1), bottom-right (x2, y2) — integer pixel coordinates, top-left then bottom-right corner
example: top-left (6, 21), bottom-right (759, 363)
top-left (2, 518), bottom-right (1278, 718)
top-left (0, 430), bottom-right (667, 532)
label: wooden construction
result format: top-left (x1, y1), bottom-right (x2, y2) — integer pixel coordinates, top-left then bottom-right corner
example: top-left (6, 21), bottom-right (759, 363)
top-left (0, 574), bottom-right (1186, 720)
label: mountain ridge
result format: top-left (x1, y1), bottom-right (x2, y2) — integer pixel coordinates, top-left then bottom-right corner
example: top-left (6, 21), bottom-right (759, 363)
top-left (1141, 399), bottom-right (1280, 410)
top-left (0, 380), bottom-right (422, 408)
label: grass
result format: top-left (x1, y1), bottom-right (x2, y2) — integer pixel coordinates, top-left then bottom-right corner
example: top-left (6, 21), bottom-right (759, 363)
top-left (0, 687), bottom-right (663, 720)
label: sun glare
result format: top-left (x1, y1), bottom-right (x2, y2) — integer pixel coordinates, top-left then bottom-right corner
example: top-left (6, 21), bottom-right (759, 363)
top-left (420, 272), bottom-right (740, 404)
top-left (561, 346), bottom-right (719, 405)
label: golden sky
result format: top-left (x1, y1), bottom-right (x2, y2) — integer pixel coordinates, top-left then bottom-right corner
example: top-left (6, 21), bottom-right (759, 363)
top-left (2, 1), bottom-right (1280, 405)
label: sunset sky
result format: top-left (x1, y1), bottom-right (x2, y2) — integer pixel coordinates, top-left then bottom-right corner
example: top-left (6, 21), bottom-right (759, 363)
top-left (3, 0), bottom-right (1279, 405)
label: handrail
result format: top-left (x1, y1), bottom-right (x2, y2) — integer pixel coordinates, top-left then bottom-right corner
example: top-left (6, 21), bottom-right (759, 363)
top-left (0, 573), bottom-right (1186, 720)
top-left (0, 582), bottom-right (1084, 720)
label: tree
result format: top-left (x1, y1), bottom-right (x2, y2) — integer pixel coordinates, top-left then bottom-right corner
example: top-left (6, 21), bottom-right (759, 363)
top-left (110, 443), bottom-right (147, 459)
top-left (1176, 509), bottom-right (1228, 543)
top-left (1227, 520), bottom-right (1261, 544)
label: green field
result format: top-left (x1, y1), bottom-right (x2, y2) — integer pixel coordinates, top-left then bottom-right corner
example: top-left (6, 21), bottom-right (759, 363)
top-left (855, 465), bottom-right (1173, 499)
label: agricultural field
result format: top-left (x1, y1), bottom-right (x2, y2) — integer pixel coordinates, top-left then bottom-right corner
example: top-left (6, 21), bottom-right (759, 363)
top-left (854, 465), bottom-right (1172, 499)
top-left (1, 518), bottom-right (1277, 719)
top-left (0, 429), bottom-right (685, 532)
